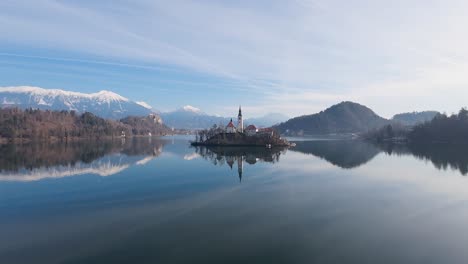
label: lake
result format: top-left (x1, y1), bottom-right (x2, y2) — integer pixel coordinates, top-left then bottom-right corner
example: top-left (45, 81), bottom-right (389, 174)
top-left (1, 136), bottom-right (468, 264)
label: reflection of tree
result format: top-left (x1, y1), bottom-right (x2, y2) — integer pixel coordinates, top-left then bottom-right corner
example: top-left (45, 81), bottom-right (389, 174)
top-left (193, 146), bottom-right (287, 182)
top-left (377, 142), bottom-right (468, 176)
top-left (0, 138), bottom-right (167, 173)
top-left (290, 140), bottom-right (380, 169)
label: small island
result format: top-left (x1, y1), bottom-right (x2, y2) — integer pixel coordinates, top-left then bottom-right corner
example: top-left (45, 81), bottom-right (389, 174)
top-left (191, 107), bottom-right (293, 147)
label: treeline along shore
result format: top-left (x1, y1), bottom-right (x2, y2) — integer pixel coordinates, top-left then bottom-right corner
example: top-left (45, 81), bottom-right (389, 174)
top-left (0, 108), bottom-right (172, 143)
top-left (364, 108), bottom-right (468, 144)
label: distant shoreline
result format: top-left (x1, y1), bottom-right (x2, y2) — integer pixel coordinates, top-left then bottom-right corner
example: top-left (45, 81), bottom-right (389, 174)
top-left (0, 134), bottom-right (174, 145)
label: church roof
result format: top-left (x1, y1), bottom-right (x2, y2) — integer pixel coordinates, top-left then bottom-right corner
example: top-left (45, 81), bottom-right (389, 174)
top-left (226, 120), bottom-right (235, 128)
top-left (246, 124), bottom-right (257, 130)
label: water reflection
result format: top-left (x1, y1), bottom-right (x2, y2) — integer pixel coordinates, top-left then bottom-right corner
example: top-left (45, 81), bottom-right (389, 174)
top-left (290, 139), bottom-right (468, 176)
top-left (193, 146), bottom-right (287, 181)
top-left (3, 137), bottom-right (468, 183)
top-left (377, 142), bottom-right (468, 176)
top-left (4, 137), bottom-right (468, 263)
top-left (290, 140), bottom-right (380, 169)
top-left (0, 138), bottom-right (167, 181)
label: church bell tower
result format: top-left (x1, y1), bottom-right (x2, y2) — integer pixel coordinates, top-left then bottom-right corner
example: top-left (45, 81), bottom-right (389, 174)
top-left (237, 106), bottom-right (243, 133)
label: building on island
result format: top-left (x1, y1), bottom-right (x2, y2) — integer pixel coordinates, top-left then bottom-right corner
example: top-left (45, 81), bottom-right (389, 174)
top-left (193, 106), bottom-right (291, 147)
top-left (226, 119), bottom-right (237, 133)
top-left (245, 125), bottom-right (258, 136)
top-left (224, 106), bottom-right (267, 137)
top-left (258, 128), bottom-right (274, 137)
top-left (237, 106), bottom-right (243, 133)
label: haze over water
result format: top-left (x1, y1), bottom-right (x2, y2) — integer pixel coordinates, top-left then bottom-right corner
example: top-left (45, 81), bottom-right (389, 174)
top-left (1, 136), bottom-right (468, 264)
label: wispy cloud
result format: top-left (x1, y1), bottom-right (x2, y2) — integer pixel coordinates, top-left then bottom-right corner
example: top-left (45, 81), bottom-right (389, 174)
top-left (1, 0), bottom-right (468, 116)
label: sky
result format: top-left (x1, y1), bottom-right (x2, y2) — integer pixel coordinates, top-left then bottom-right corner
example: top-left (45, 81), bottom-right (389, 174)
top-left (1, 0), bottom-right (468, 118)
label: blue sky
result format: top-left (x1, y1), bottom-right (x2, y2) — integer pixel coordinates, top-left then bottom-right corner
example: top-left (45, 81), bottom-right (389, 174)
top-left (1, 0), bottom-right (468, 118)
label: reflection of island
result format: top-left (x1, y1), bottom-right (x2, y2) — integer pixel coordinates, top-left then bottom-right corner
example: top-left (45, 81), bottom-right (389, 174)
top-left (290, 140), bottom-right (380, 169)
top-left (0, 138), bottom-right (167, 181)
top-left (193, 146), bottom-right (287, 181)
top-left (376, 143), bottom-right (468, 176)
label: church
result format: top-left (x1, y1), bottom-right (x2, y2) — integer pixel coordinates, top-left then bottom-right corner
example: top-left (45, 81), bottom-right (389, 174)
top-left (226, 106), bottom-right (244, 133)
top-left (225, 106), bottom-right (273, 137)
top-left (225, 106), bottom-right (259, 136)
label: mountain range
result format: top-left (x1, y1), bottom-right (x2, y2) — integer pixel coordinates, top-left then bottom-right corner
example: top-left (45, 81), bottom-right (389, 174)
top-left (160, 106), bottom-right (288, 129)
top-left (0, 87), bottom-right (437, 133)
top-left (0, 87), bottom-right (289, 129)
top-left (275, 101), bottom-right (438, 136)
top-left (0, 86), bottom-right (154, 119)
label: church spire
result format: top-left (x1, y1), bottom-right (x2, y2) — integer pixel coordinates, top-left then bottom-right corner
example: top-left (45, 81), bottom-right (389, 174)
top-left (237, 105), bottom-right (243, 132)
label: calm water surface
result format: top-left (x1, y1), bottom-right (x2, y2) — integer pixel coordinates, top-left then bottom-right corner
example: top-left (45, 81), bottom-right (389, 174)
top-left (1, 136), bottom-right (468, 264)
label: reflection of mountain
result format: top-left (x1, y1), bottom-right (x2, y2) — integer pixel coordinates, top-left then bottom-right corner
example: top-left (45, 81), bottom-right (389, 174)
top-left (0, 138), bottom-right (167, 181)
top-left (193, 146), bottom-right (287, 181)
top-left (377, 143), bottom-right (468, 176)
top-left (0, 156), bottom-right (130, 182)
top-left (290, 140), bottom-right (380, 169)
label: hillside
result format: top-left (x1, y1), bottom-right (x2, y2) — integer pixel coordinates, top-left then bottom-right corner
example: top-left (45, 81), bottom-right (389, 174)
top-left (364, 109), bottom-right (468, 144)
top-left (408, 109), bottom-right (468, 144)
top-left (392, 111), bottom-right (439, 126)
top-left (0, 108), bottom-right (171, 142)
top-left (275, 101), bottom-right (389, 135)
top-left (0, 86), bottom-right (157, 119)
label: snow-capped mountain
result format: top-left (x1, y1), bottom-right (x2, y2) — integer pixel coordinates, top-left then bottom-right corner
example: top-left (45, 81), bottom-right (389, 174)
top-left (160, 105), bottom-right (288, 129)
top-left (181, 105), bottom-right (202, 113)
top-left (0, 86), bottom-right (155, 119)
top-left (160, 105), bottom-right (228, 129)
top-left (135, 101), bottom-right (153, 110)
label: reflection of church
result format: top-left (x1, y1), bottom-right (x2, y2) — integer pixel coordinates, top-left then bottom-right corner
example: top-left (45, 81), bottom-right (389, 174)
top-left (193, 145), bottom-right (285, 183)
top-left (226, 155), bottom-right (243, 182)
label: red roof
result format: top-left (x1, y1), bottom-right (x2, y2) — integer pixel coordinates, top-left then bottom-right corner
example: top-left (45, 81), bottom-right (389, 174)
top-left (226, 121), bottom-right (235, 128)
top-left (246, 125), bottom-right (257, 130)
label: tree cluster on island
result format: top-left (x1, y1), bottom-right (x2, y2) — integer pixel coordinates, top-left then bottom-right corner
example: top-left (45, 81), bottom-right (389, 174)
top-left (193, 124), bottom-right (290, 146)
top-left (0, 108), bottom-right (172, 143)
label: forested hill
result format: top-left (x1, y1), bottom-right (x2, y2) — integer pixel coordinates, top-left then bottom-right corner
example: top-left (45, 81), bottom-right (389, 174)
top-left (392, 111), bottom-right (439, 126)
top-left (0, 108), bottom-right (172, 142)
top-left (364, 109), bottom-right (468, 144)
top-left (274, 101), bottom-right (389, 135)
top-left (408, 109), bottom-right (468, 144)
